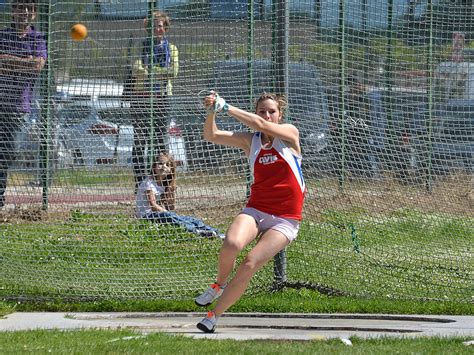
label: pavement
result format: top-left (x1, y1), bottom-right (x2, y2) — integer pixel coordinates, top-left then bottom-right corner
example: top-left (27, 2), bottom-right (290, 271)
top-left (1, 312), bottom-right (473, 341)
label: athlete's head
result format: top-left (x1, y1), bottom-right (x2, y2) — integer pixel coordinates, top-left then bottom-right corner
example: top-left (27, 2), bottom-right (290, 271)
top-left (255, 93), bottom-right (287, 124)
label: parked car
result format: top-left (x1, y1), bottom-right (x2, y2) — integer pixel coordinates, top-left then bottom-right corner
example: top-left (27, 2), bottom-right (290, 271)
top-left (55, 102), bottom-right (133, 167)
top-left (364, 87), bottom-right (429, 180)
top-left (323, 85), bottom-right (429, 180)
top-left (362, 89), bottom-right (473, 178)
top-left (15, 99), bottom-right (188, 172)
top-left (173, 98), bottom-right (248, 174)
top-left (14, 99), bottom-right (61, 173)
top-left (57, 100), bottom-right (187, 170)
top-left (412, 99), bottom-right (473, 175)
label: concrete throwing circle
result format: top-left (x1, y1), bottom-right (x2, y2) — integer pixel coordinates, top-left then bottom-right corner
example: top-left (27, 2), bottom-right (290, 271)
top-left (1, 312), bottom-right (472, 340)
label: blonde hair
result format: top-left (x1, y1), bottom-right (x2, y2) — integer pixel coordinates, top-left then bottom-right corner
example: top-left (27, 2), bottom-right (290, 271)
top-left (255, 92), bottom-right (288, 119)
top-left (144, 11), bottom-right (171, 31)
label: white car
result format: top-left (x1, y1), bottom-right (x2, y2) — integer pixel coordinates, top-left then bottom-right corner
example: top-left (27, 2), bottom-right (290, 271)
top-left (57, 101), bottom-right (187, 170)
top-left (57, 103), bottom-right (134, 167)
top-left (15, 100), bottom-right (187, 172)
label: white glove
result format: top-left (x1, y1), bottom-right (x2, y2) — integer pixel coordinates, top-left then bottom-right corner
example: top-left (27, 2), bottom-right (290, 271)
top-left (214, 95), bottom-right (229, 113)
top-left (205, 91), bottom-right (228, 113)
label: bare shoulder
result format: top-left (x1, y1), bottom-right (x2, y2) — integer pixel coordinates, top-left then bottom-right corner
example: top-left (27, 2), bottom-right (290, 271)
top-left (280, 122), bottom-right (299, 132)
top-left (277, 123), bottom-right (301, 155)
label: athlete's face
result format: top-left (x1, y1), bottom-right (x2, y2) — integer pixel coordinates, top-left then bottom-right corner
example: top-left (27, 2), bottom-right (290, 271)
top-left (256, 99), bottom-right (281, 124)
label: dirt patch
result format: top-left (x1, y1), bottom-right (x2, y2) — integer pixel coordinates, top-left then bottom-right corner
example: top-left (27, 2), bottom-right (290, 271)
top-left (306, 174), bottom-right (473, 219)
top-left (1, 174), bottom-right (471, 225)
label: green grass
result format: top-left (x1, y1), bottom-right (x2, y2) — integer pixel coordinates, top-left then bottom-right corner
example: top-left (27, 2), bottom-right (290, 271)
top-left (9, 168), bottom-right (134, 188)
top-left (0, 330), bottom-right (472, 354)
top-left (1, 207), bottom-right (472, 305)
top-left (289, 208), bottom-right (473, 302)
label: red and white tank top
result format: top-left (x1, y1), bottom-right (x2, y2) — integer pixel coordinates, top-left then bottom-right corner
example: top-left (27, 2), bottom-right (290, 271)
top-left (246, 132), bottom-right (305, 221)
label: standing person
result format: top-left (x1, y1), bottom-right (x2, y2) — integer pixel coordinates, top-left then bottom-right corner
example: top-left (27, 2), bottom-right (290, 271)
top-left (131, 11), bottom-right (179, 190)
top-left (195, 91), bottom-right (305, 333)
top-left (344, 74), bottom-right (372, 178)
top-left (136, 152), bottom-right (224, 239)
top-left (329, 74), bottom-right (371, 179)
top-left (0, 0), bottom-right (46, 207)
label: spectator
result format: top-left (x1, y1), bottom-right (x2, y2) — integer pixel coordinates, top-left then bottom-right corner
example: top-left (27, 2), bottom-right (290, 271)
top-left (345, 74), bottom-right (372, 177)
top-left (0, 0), bottom-right (46, 207)
top-left (330, 74), bottom-right (372, 179)
top-left (136, 152), bottom-right (224, 239)
top-left (131, 11), bottom-right (179, 190)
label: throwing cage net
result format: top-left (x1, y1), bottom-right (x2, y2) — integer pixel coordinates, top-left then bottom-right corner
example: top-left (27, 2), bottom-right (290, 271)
top-left (0, 0), bottom-right (472, 302)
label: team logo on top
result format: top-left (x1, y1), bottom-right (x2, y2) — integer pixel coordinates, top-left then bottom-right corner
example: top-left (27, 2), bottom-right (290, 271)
top-left (258, 154), bottom-right (278, 165)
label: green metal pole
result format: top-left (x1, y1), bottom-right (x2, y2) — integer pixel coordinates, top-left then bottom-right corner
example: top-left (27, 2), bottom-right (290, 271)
top-left (425, 0), bottom-right (434, 192)
top-left (147, 0), bottom-right (156, 173)
top-left (337, 0), bottom-right (346, 188)
top-left (384, 0), bottom-right (394, 179)
top-left (247, 0), bottom-right (254, 108)
top-left (271, 0), bottom-right (277, 90)
top-left (272, 0), bottom-right (289, 290)
top-left (245, 0), bottom-right (255, 200)
top-left (275, 0), bottom-right (289, 96)
top-left (38, 0), bottom-right (53, 210)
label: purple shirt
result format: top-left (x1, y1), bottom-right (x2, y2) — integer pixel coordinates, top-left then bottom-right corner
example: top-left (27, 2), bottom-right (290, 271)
top-left (0, 25), bottom-right (47, 113)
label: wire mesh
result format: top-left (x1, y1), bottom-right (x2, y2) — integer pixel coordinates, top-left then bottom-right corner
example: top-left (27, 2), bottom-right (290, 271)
top-left (0, 0), bottom-right (472, 302)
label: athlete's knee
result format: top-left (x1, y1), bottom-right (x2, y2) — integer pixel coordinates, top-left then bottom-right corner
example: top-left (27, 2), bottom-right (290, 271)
top-left (239, 255), bottom-right (265, 275)
top-left (222, 235), bottom-right (247, 253)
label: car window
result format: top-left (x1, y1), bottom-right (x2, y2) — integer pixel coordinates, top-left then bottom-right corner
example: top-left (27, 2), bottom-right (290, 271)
top-left (430, 102), bottom-right (474, 143)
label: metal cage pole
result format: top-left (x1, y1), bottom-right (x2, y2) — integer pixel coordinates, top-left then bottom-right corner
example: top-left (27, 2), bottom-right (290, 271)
top-left (272, 0), bottom-right (289, 290)
top-left (38, 0), bottom-right (53, 210)
top-left (147, 0), bottom-right (156, 173)
top-left (384, 0), bottom-right (395, 182)
top-left (425, 0), bottom-right (434, 192)
top-left (244, 0), bottom-right (255, 201)
top-left (337, 0), bottom-right (347, 188)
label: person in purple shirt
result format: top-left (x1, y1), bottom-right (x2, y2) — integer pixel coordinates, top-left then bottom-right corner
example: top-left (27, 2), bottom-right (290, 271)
top-left (0, 0), bottom-right (46, 207)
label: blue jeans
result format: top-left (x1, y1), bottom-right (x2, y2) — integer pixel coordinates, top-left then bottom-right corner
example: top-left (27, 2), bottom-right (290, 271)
top-left (144, 211), bottom-right (224, 238)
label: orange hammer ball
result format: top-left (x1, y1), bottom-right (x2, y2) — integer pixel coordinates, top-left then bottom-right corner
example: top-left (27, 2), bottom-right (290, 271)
top-left (71, 23), bottom-right (88, 41)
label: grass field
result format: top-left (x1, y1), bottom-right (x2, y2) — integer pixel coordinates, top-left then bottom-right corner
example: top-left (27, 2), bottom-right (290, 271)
top-left (1, 202), bottom-right (472, 303)
top-left (0, 206), bottom-right (472, 310)
top-left (1, 173), bottom-right (472, 353)
top-left (0, 329), bottom-right (473, 354)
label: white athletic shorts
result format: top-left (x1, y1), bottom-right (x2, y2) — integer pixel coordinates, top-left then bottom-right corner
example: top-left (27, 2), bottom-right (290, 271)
top-left (241, 207), bottom-right (300, 243)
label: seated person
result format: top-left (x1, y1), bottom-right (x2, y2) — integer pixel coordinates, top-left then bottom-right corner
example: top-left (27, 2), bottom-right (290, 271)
top-left (136, 153), bottom-right (224, 239)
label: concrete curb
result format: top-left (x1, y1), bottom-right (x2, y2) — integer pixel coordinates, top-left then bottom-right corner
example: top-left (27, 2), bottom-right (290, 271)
top-left (1, 312), bottom-right (473, 340)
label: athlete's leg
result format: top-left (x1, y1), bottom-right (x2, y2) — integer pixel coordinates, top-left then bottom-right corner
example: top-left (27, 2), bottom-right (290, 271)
top-left (213, 229), bottom-right (290, 316)
top-left (215, 213), bottom-right (259, 286)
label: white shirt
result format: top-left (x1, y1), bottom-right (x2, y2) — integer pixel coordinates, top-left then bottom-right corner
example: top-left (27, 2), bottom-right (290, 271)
top-left (135, 177), bottom-right (165, 218)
